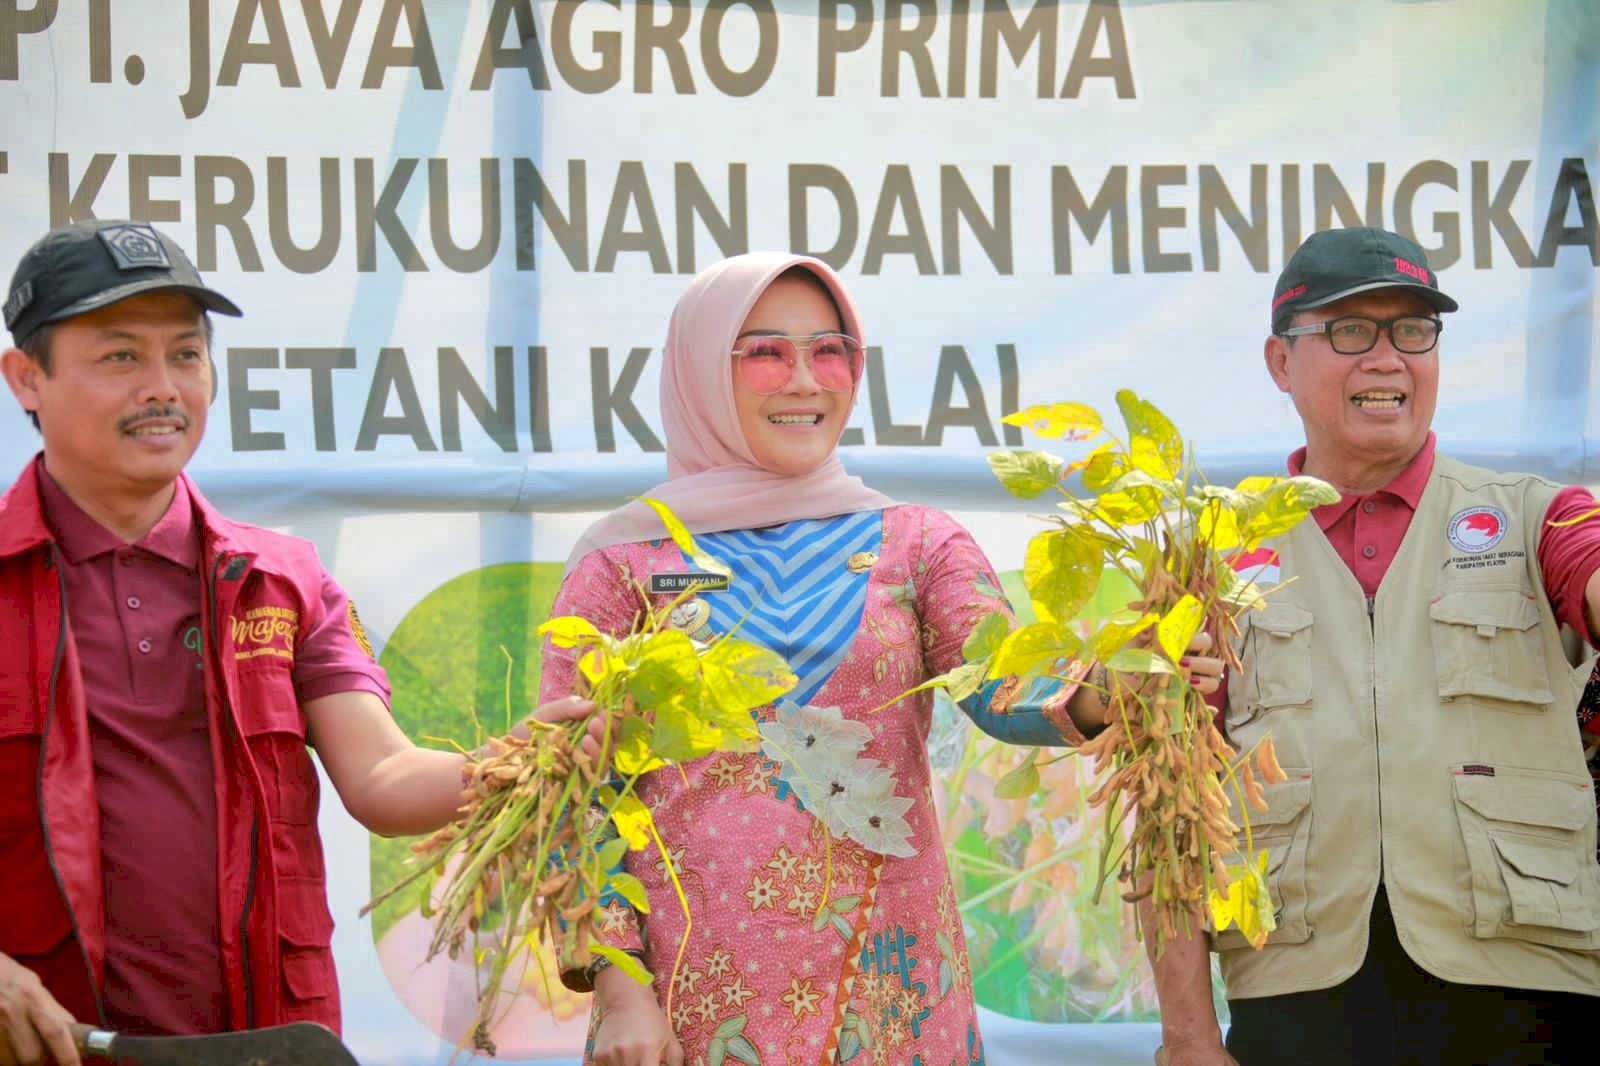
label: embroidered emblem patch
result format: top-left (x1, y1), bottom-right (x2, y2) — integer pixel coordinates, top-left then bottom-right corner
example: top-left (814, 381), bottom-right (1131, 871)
top-left (348, 600), bottom-right (374, 659)
top-left (230, 605), bottom-right (297, 663)
top-left (97, 223), bottom-right (171, 270)
top-left (1446, 506), bottom-right (1508, 554)
top-left (2, 280), bottom-right (32, 328)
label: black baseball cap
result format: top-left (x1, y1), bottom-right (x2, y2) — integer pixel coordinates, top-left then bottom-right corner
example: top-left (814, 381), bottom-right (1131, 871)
top-left (1271, 227), bottom-right (1457, 333)
top-left (4, 220), bottom-right (241, 346)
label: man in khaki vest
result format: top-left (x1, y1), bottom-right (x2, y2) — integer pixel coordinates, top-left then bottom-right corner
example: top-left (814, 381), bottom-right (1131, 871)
top-left (1152, 227), bottom-right (1600, 1066)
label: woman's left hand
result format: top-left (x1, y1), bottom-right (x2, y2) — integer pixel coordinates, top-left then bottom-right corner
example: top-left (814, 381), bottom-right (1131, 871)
top-left (1179, 632), bottom-right (1224, 696)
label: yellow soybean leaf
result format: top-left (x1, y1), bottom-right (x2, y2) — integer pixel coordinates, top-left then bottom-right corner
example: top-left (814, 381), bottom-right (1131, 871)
top-left (1239, 476), bottom-right (1340, 547)
top-left (628, 631), bottom-right (701, 707)
top-left (1024, 527), bottom-right (1103, 624)
top-left (1115, 390), bottom-right (1183, 479)
top-left (1157, 594), bottom-right (1204, 664)
top-left (1197, 500), bottom-right (1241, 552)
top-left (610, 795), bottom-right (654, 851)
top-left (607, 872), bottom-right (652, 914)
top-left (636, 496), bottom-right (732, 579)
top-left (961, 610), bottom-right (1011, 661)
top-left (539, 616), bottom-right (601, 648)
top-left (1090, 612), bottom-right (1159, 662)
top-left (701, 638), bottom-right (797, 719)
top-left (1002, 402), bottom-right (1103, 441)
top-left (991, 623), bottom-right (1079, 678)
top-left (994, 755), bottom-right (1041, 799)
top-left (591, 945), bottom-right (653, 985)
top-left (1215, 564), bottom-right (1266, 612)
top-left (1102, 647), bottom-right (1175, 675)
top-left (613, 714), bottom-right (666, 776)
top-left (1078, 443), bottom-right (1129, 492)
top-left (1095, 487), bottom-right (1162, 528)
top-left (987, 450), bottom-right (1065, 499)
top-left (1240, 849), bottom-right (1277, 948)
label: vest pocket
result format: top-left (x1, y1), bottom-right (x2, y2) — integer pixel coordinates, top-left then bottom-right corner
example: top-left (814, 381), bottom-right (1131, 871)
top-left (1429, 589), bottom-right (1553, 708)
top-left (1451, 765), bottom-right (1600, 949)
top-left (278, 875), bottom-right (339, 1024)
top-left (1211, 773), bottom-right (1315, 950)
top-left (235, 662), bottom-right (319, 826)
top-left (1232, 604), bottom-right (1314, 727)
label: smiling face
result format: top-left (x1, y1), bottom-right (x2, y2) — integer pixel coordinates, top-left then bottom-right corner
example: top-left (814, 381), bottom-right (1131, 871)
top-left (731, 272), bottom-right (855, 478)
top-left (1265, 287), bottom-right (1439, 492)
top-left (2, 289), bottom-right (212, 502)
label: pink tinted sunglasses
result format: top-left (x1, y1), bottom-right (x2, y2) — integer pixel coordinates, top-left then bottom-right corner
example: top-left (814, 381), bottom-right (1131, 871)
top-left (730, 333), bottom-right (865, 395)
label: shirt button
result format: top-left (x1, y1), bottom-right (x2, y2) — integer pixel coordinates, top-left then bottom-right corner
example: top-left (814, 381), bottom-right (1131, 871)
top-left (137, 638), bottom-right (153, 654)
top-left (1362, 545), bottom-right (1378, 559)
top-left (126, 595), bottom-right (142, 609)
top-left (119, 554), bottom-right (134, 567)
top-left (1362, 500), bottom-right (1376, 514)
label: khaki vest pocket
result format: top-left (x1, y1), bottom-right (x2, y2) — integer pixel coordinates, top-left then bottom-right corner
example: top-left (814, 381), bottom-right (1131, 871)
top-left (1232, 605), bottom-right (1314, 728)
top-left (1429, 589), bottom-right (1553, 708)
top-left (1212, 774), bottom-right (1315, 951)
top-left (1452, 766), bottom-right (1600, 950)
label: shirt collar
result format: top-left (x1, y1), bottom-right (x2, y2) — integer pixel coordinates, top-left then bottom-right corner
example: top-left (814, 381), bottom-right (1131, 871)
top-left (37, 468), bottom-right (200, 570)
top-left (1287, 432), bottom-right (1436, 531)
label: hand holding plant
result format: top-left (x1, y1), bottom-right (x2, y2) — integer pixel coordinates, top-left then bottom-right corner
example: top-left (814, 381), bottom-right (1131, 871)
top-left (362, 499), bottom-right (797, 1055)
top-left (965, 390), bottom-right (1337, 955)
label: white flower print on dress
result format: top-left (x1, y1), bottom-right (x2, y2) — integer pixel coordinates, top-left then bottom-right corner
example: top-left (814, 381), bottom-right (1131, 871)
top-left (757, 703), bottom-right (915, 858)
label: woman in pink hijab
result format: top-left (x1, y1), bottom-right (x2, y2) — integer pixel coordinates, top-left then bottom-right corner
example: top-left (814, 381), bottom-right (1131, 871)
top-left (543, 253), bottom-right (1219, 1066)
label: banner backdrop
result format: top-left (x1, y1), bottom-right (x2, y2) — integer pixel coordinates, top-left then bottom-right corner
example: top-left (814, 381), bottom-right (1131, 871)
top-left (2, 2), bottom-right (1596, 1063)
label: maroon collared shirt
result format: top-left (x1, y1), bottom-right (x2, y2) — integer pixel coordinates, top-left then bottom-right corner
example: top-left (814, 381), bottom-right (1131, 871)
top-left (38, 470), bottom-right (389, 1035)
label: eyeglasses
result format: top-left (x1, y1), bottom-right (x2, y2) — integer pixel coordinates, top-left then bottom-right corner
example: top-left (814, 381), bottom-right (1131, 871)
top-left (730, 333), bottom-right (864, 395)
top-left (1278, 314), bottom-right (1443, 355)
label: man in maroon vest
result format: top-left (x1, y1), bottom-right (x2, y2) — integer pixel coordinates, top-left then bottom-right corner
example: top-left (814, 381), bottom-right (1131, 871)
top-left (0, 221), bottom-right (590, 1064)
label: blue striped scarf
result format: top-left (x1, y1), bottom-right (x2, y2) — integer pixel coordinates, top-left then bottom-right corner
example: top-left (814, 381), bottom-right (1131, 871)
top-left (694, 511), bottom-right (884, 706)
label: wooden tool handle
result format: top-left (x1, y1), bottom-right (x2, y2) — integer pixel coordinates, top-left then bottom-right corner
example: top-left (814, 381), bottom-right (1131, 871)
top-left (70, 1023), bottom-right (117, 1059)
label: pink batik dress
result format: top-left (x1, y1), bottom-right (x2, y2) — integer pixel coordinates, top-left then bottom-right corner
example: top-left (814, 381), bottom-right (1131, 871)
top-left (542, 505), bottom-right (1084, 1066)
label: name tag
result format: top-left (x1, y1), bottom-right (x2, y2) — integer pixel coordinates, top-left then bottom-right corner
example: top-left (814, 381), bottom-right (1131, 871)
top-left (649, 571), bottom-right (730, 595)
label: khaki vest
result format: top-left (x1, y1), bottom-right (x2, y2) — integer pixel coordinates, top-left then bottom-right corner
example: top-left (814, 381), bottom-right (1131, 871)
top-left (1217, 454), bottom-right (1600, 999)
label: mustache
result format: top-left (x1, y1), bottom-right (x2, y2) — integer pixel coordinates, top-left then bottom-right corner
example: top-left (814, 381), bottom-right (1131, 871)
top-left (118, 406), bottom-right (190, 433)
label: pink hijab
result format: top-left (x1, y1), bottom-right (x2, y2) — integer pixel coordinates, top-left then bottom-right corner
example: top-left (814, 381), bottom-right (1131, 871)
top-left (565, 252), bottom-right (894, 572)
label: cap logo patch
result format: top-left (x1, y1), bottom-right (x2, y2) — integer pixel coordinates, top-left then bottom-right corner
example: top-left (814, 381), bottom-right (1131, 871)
top-left (1394, 257), bottom-right (1429, 283)
top-left (2, 280), bottom-right (33, 329)
top-left (1447, 506), bottom-right (1508, 554)
top-left (98, 223), bottom-right (171, 271)
top-left (1272, 283), bottom-right (1306, 311)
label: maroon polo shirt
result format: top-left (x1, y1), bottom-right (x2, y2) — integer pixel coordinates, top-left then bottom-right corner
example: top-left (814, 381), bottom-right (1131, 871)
top-left (38, 470), bottom-right (390, 1035)
top-left (42, 472), bottom-right (226, 1035)
top-left (1213, 434), bottom-right (1600, 735)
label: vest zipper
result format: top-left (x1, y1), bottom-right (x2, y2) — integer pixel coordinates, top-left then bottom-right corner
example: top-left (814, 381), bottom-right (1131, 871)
top-left (38, 546), bottom-right (109, 1026)
top-left (1366, 593), bottom-right (1384, 879)
top-left (210, 551), bottom-right (259, 1028)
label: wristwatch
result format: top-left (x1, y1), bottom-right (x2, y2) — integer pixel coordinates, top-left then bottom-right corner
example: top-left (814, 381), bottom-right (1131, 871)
top-left (584, 949), bottom-right (645, 988)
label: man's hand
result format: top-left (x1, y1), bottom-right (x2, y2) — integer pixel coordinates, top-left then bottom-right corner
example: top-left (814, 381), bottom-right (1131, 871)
top-left (1157, 1036), bottom-right (1239, 1066)
top-left (591, 967), bottom-right (682, 1066)
top-left (521, 695), bottom-right (605, 762)
top-left (0, 953), bottom-right (80, 1066)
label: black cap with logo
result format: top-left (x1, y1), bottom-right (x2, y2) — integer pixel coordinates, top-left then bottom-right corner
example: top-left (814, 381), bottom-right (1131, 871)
top-left (1271, 227), bottom-right (1457, 333)
top-left (4, 220), bottom-right (242, 346)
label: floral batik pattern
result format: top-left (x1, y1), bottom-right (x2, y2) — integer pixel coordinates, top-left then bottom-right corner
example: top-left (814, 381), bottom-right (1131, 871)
top-left (544, 505), bottom-right (1079, 1064)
